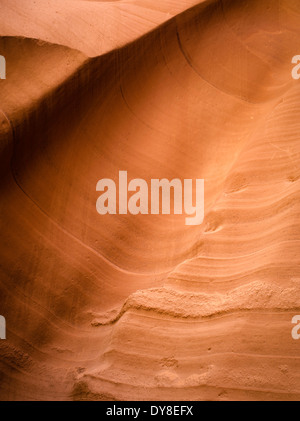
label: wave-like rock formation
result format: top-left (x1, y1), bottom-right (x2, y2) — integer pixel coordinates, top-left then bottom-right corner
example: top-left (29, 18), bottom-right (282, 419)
top-left (1, 0), bottom-right (300, 400)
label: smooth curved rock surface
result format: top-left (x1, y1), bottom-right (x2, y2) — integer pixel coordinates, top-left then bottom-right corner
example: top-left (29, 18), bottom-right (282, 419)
top-left (0, 0), bottom-right (300, 401)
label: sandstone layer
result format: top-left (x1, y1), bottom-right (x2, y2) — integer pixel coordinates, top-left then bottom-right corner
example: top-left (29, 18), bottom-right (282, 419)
top-left (0, 0), bottom-right (300, 401)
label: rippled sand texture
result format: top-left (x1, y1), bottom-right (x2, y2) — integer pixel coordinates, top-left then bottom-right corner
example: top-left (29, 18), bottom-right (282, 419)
top-left (1, 0), bottom-right (300, 401)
